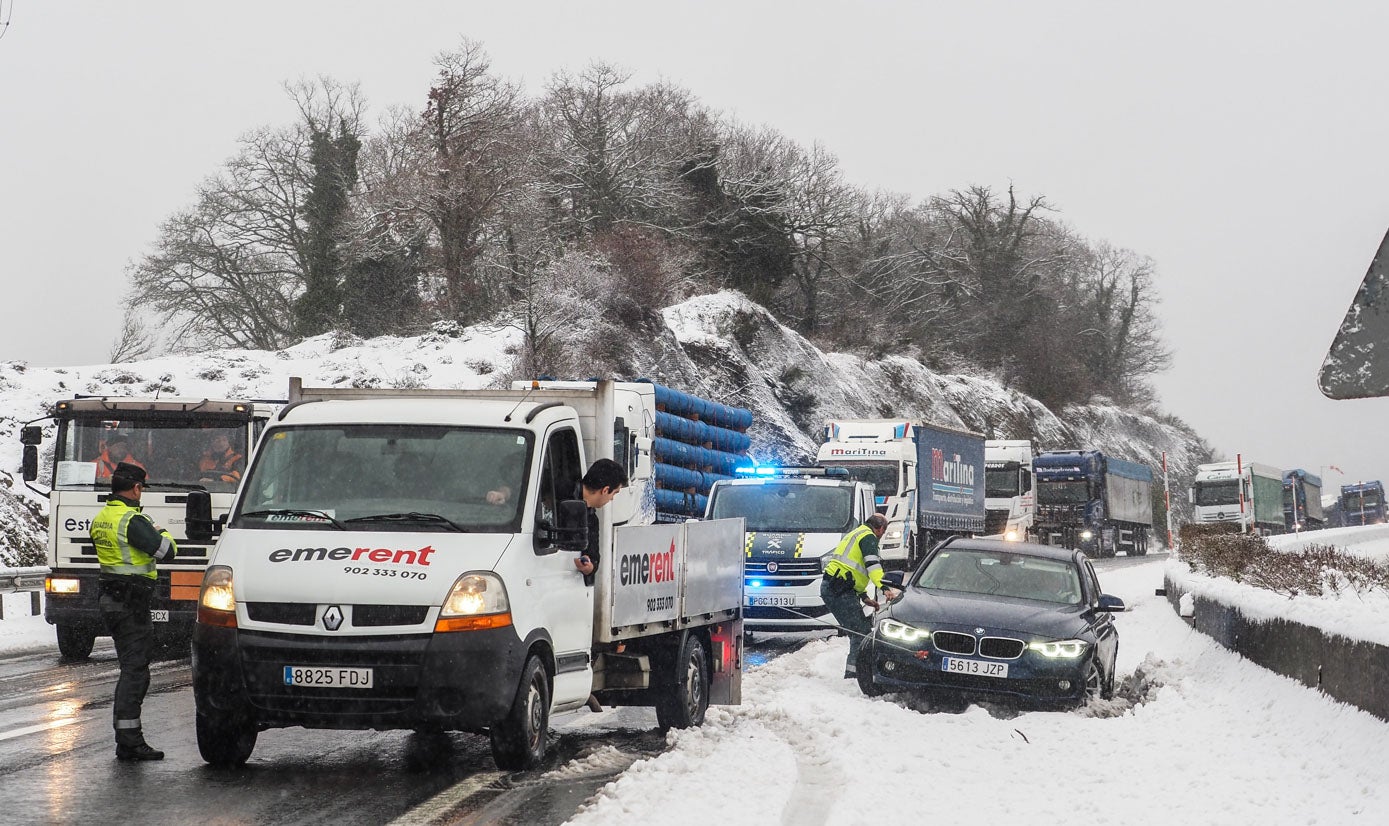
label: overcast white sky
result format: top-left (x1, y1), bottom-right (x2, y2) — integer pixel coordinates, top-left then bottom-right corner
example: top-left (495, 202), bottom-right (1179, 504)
top-left (3, 1), bottom-right (1389, 486)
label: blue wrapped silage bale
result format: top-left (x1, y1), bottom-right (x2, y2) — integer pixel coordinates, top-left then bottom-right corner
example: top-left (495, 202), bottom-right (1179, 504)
top-left (655, 488), bottom-right (708, 516)
top-left (655, 462), bottom-right (705, 491)
top-left (655, 412), bottom-right (752, 454)
top-left (640, 380), bottom-right (753, 432)
top-left (652, 438), bottom-right (742, 475)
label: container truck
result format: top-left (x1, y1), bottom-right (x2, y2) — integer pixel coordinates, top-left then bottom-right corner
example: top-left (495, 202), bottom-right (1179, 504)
top-left (1189, 460), bottom-right (1285, 535)
top-left (816, 419), bottom-right (919, 566)
top-left (187, 378), bottom-right (745, 769)
top-left (18, 395), bottom-right (278, 659)
top-left (705, 467), bottom-right (877, 631)
top-left (1282, 469), bottom-right (1325, 532)
top-left (984, 439), bottom-right (1035, 541)
top-left (1034, 450), bottom-right (1154, 557)
top-left (913, 424), bottom-right (987, 557)
top-left (1340, 480), bottom-right (1387, 526)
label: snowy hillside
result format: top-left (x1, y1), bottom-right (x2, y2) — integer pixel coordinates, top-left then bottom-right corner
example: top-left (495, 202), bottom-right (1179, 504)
top-left (0, 291), bottom-right (1209, 566)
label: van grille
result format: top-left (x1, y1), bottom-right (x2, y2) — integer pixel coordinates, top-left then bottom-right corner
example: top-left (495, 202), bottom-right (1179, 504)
top-left (245, 602), bottom-right (316, 626)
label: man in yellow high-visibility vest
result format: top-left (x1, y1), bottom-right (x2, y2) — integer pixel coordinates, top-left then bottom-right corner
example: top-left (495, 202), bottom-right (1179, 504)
top-left (820, 514), bottom-right (898, 678)
top-left (90, 461), bottom-right (177, 761)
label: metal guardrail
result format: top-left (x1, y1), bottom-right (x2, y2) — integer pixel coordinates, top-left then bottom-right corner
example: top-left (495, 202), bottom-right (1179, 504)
top-left (0, 566), bottom-right (49, 619)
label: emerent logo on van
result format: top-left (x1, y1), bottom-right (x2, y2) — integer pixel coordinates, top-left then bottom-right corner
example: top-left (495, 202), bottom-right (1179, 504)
top-left (619, 540), bottom-right (677, 586)
top-left (268, 545), bottom-right (437, 566)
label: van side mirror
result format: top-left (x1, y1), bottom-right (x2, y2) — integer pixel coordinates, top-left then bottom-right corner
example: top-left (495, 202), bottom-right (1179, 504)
top-left (21, 425), bottom-right (43, 446)
top-left (537, 500), bottom-right (589, 552)
top-left (21, 446), bottom-right (39, 482)
top-left (185, 489), bottom-right (221, 542)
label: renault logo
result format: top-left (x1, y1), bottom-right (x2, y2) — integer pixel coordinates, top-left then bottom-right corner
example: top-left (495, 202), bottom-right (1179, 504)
top-left (322, 605), bottom-right (344, 631)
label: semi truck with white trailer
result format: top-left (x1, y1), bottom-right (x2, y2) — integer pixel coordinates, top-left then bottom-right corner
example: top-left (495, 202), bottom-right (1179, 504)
top-left (1034, 450), bottom-right (1154, 557)
top-left (984, 439), bottom-right (1035, 541)
top-left (1190, 460), bottom-right (1285, 535)
top-left (19, 395), bottom-right (277, 659)
top-left (187, 378), bottom-right (745, 769)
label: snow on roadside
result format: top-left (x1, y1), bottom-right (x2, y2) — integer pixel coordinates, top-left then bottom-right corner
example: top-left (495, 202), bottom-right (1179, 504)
top-left (565, 561), bottom-right (1388, 826)
top-left (0, 592), bottom-right (52, 654)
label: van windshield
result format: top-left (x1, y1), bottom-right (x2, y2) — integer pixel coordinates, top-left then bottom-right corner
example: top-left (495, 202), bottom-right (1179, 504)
top-left (709, 483), bottom-right (854, 533)
top-left (235, 425), bottom-right (532, 531)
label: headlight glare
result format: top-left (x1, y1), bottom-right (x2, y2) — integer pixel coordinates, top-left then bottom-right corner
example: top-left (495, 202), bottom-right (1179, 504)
top-left (1080, 530), bottom-right (1094, 540)
top-left (880, 618), bottom-right (931, 643)
top-left (441, 573), bottom-right (510, 617)
top-left (198, 565), bottom-right (237, 628)
top-left (1004, 529), bottom-right (1020, 541)
top-left (46, 577), bottom-right (81, 594)
top-left (1028, 638), bottom-right (1088, 658)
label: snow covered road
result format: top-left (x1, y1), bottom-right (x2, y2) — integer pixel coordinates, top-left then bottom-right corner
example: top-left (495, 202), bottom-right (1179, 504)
top-left (563, 559), bottom-right (1388, 825)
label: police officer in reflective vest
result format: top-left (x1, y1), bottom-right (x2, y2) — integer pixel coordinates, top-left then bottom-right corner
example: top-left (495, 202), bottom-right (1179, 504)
top-left (90, 461), bottom-right (177, 760)
top-left (820, 514), bottom-right (899, 678)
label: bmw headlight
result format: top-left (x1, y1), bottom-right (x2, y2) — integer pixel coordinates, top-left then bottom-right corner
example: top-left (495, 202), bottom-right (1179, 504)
top-left (879, 618), bottom-right (931, 643)
top-left (1028, 639), bottom-right (1088, 658)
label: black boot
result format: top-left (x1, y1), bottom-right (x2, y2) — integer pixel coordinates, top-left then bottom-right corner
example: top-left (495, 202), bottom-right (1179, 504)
top-left (116, 742), bottom-right (164, 761)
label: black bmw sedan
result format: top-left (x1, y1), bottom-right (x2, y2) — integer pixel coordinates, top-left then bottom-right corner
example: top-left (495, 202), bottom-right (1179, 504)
top-left (857, 537), bottom-right (1125, 707)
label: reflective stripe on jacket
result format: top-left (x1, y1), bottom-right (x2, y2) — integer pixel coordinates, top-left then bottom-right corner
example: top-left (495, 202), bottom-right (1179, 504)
top-left (823, 524), bottom-right (884, 594)
top-left (90, 498), bottom-right (176, 580)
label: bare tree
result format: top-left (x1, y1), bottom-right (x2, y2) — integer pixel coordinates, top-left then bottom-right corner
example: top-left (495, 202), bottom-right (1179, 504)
top-left (108, 309), bottom-right (156, 363)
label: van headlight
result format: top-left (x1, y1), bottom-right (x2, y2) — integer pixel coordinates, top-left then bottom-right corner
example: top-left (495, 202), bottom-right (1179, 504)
top-left (436, 572), bottom-right (512, 632)
top-left (197, 566), bottom-right (237, 628)
top-left (1004, 529), bottom-right (1020, 542)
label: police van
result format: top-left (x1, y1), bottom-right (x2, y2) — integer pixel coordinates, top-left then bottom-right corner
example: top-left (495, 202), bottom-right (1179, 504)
top-left (186, 379), bottom-right (744, 769)
top-left (704, 467), bottom-right (876, 632)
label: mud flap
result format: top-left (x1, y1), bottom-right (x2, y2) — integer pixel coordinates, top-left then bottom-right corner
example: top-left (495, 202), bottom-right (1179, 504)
top-left (708, 619), bottom-right (742, 705)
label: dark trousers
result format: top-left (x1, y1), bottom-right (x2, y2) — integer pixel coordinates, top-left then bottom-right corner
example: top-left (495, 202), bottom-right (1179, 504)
top-left (820, 576), bottom-right (871, 674)
top-left (100, 577), bottom-right (154, 747)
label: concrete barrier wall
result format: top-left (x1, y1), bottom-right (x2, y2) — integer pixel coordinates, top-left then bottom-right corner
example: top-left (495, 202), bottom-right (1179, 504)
top-left (1164, 574), bottom-right (1389, 722)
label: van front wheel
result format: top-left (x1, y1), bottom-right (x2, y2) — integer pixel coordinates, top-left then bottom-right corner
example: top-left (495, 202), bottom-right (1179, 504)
top-left (489, 655), bottom-right (550, 771)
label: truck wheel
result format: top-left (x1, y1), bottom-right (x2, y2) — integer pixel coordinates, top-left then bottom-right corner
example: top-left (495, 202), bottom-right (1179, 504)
top-left (490, 654), bottom-right (550, 771)
top-left (196, 708), bottom-right (257, 767)
top-left (656, 634), bottom-right (710, 731)
top-left (56, 625), bottom-right (96, 660)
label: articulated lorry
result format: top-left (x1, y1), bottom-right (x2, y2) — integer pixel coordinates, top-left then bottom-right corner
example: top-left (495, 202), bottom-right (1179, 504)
top-left (19, 396), bottom-right (277, 659)
top-left (1340, 480), bottom-right (1387, 526)
top-left (984, 439), bottom-right (1035, 541)
top-left (1034, 450), bottom-right (1154, 557)
top-left (1190, 460), bottom-right (1285, 535)
top-left (815, 420), bottom-right (987, 566)
top-left (706, 467), bottom-right (876, 631)
top-left (187, 378), bottom-right (745, 769)
top-left (1282, 469), bottom-right (1325, 532)
top-left (816, 420), bottom-right (919, 566)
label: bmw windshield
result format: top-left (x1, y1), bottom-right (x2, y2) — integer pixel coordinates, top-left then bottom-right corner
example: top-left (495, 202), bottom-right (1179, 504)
top-left (234, 425), bottom-right (532, 531)
top-left (915, 548), bottom-right (1083, 605)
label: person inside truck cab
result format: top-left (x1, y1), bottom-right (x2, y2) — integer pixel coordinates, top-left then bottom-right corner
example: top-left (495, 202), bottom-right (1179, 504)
top-left (96, 433), bottom-right (144, 481)
top-left (198, 432), bottom-right (245, 484)
top-left (572, 458), bottom-right (629, 583)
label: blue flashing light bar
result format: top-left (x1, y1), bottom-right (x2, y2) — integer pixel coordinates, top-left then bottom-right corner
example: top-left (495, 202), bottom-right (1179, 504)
top-left (748, 580), bottom-right (764, 588)
top-left (734, 466), bottom-right (850, 478)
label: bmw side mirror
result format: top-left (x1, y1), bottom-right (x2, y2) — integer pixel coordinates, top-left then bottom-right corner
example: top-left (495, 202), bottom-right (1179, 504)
top-left (881, 570), bottom-right (906, 589)
top-left (1097, 594), bottom-right (1126, 612)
